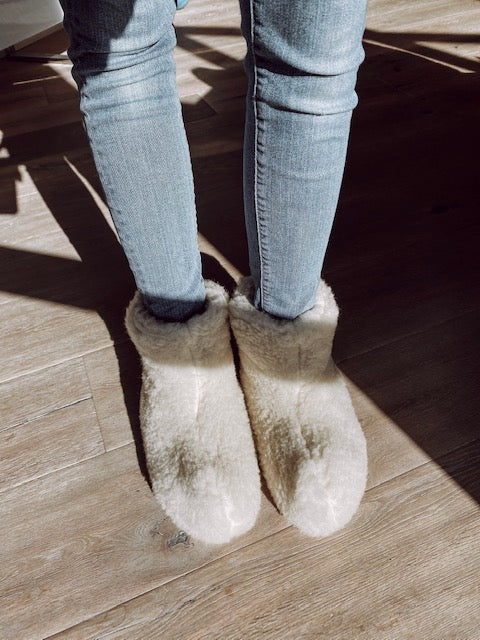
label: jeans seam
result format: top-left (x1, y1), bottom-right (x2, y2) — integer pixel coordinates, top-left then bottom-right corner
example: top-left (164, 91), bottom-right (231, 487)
top-left (250, 0), bottom-right (266, 309)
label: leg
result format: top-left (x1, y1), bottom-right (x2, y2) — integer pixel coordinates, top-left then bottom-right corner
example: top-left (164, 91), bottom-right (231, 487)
top-left (230, 0), bottom-right (368, 537)
top-left (230, 277), bottom-right (367, 537)
top-left (61, 0), bottom-right (261, 543)
top-left (60, 0), bottom-right (205, 321)
top-left (126, 281), bottom-right (261, 544)
top-left (240, 0), bottom-right (367, 319)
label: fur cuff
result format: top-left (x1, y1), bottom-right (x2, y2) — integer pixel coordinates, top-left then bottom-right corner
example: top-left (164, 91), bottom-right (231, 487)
top-left (125, 280), bottom-right (230, 365)
top-left (229, 277), bottom-right (340, 377)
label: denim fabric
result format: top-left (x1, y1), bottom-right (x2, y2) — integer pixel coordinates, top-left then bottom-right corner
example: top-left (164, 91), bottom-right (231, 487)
top-left (60, 0), bottom-right (367, 321)
top-left (240, 0), bottom-right (367, 318)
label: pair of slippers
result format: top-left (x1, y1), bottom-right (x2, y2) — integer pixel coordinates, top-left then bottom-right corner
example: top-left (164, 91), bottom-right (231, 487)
top-left (126, 278), bottom-right (367, 544)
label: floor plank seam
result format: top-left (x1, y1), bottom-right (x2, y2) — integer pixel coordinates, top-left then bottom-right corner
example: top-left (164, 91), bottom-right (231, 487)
top-left (0, 227), bottom-right (73, 247)
top-left (0, 439), bottom-right (135, 497)
top-left (0, 395), bottom-right (93, 434)
top-left (0, 137), bottom-right (87, 169)
top-left (0, 337), bottom-right (130, 386)
top-left (41, 523), bottom-right (294, 640)
top-left (325, 219), bottom-right (480, 283)
top-left (175, 38), bottom-right (245, 58)
top-left (365, 437), bottom-right (480, 498)
top-left (336, 305), bottom-right (479, 366)
top-left (81, 355), bottom-right (108, 454)
top-left (0, 446), bottom-right (107, 497)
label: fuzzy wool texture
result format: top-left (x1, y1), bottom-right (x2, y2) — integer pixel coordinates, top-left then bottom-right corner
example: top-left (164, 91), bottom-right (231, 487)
top-left (125, 280), bottom-right (261, 545)
top-left (229, 277), bottom-right (367, 537)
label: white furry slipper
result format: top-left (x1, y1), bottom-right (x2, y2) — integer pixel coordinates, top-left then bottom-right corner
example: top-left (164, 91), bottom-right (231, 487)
top-left (125, 280), bottom-right (261, 544)
top-left (229, 277), bottom-right (367, 537)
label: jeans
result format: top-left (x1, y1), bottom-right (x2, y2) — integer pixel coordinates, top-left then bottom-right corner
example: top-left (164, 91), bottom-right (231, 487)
top-left (60, 0), bottom-right (367, 321)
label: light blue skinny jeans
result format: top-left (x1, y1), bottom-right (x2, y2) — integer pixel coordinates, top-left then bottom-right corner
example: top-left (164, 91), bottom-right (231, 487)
top-left (60, 0), bottom-right (367, 321)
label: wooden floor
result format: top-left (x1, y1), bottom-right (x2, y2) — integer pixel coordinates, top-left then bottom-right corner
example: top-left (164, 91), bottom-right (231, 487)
top-left (1, 0), bottom-right (479, 638)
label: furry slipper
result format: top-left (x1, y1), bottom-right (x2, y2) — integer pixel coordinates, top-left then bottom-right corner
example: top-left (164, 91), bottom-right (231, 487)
top-left (125, 280), bottom-right (261, 544)
top-left (229, 277), bottom-right (367, 537)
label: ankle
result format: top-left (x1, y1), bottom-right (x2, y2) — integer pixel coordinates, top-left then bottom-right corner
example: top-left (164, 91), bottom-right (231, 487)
top-left (141, 293), bottom-right (206, 323)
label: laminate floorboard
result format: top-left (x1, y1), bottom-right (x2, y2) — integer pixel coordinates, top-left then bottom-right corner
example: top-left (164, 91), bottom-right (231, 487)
top-left (84, 342), bottom-right (142, 452)
top-left (1, 357), bottom-right (91, 429)
top-left (0, 399), bottom-right (104, 493)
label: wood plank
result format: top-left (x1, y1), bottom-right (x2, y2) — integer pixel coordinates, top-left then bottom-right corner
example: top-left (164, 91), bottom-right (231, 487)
top-left (0, 83), bottom-right (47, 109)
top-left (0, 444), bottom-right (285, 640)
top-left (329, 227), bottom-right (480, 361)
top-left (366, 0), bottom-right (480, 34)
top-left (0, 97), bottom-right (83, 137)
top-left (0, 357), bottom-right (90, 429)
top-left (17, 27), bottom-right (69, 55)
top-left (0, 295), bottom-right (128, 383)
top-left (47, 441), bottom-right (480, 640)
top-left (349, 380), bottom-right (429, 490)
top-left (359, 41), bottom-right (480, 103)
top-left (0, 165), bottom-right (26, 215)
top-left (83, 343), bottom-right (141, 452)
top-left (181, 94), bottom-right (217, 122)
top-left (187, 107), bottom-right (244, 158)
top-left (0, 152), bottom-right (135, 381)
top-left (0, 58), bottom-right (68, 85)
top-left (0, 165), bottom-right (57, 222)
top-left (175, 41), bottom-right (247, 106)
top-left (338, 310), bottom-right (480, 502)
top-left (0, 231), bottom-right (131, 308)
top-left (0, 399), bottom-right (104, 492)
top-left (173, 0), bottom-right (242, 35)
top-left (0, 150), bottom-right (105, 240)
top-left (338, 68), bottom-right (479, 249)
top-left (3, 120), bottom-right (88, 162)
top-left (1, 97), bottom-right (215, 167)
top-left (42, 75), bottom-right (80, 104)
top-left (362, 31), bottom-right (480, 75)
top-left (194, 150), bottom-right (248, 276)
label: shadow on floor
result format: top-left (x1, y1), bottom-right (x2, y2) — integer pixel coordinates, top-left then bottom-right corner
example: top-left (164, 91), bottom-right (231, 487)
top-left (1, 24), bottom-right (479, 502)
